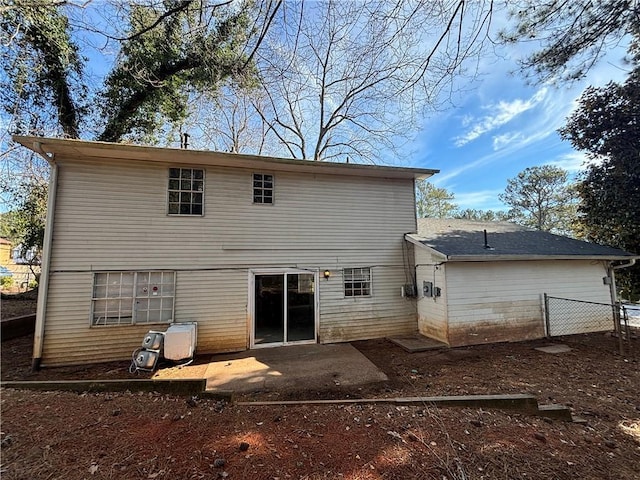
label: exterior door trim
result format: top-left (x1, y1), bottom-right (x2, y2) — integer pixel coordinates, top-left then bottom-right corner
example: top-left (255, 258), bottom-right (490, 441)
top-left (248, 268), bottom-right (319, 349)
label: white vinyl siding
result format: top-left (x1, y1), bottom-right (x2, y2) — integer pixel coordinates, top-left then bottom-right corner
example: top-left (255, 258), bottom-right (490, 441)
top-left (444, 260), bottom-right (610, 346)
top-left (414, 247), bottom-right (448, 343)
top-left (39, 157), bottom-right (418, 365)
top-left (319, 264), bottom-right (416, 342)
top-left (49, 162), bottom-right (415, 270)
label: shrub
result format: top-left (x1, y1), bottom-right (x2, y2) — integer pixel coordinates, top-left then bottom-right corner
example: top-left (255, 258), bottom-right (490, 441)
top-left (1, 276), bottom-right (14, 289)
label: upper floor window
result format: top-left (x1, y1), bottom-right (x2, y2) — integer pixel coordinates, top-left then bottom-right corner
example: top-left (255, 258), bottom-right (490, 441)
top-left (168, 168), bottom-right (204, 215)
top-left (344, 267), bottom-right (371, 297)
top-left (253, 173), bottom-right (273, 204)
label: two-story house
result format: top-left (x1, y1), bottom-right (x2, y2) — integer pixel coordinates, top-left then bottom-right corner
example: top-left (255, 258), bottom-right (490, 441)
top-left (15, 136), bottom-right (437, 367)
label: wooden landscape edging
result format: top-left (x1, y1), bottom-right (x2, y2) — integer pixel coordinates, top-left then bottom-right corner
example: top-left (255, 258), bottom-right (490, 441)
top-left (0, 380), bottom-right (572, 421)
top-left (1, 314), bottom-right (36, 341)
top-left (235, 394), bottom-right (573, 421)
top-left (1, 378), bottom-right (208, 396)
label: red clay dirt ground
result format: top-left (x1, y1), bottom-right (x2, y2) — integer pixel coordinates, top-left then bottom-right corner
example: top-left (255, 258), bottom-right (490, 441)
top-left (1, 306), bottom-right (639, 478)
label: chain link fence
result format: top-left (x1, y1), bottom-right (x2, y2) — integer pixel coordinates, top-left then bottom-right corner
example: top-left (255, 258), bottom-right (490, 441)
top-left (544, 294), bottom-right (617, 337)
top-left (544, 294), bottom-right (636, 354)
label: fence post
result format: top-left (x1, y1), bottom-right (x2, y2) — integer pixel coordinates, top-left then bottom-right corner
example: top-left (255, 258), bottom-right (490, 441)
top-left (543, 293), bottom-right (550, 338)
top-left (621, 306), bottom-right (631, 354)
top-left (615, 302), bottom-right (623, 356)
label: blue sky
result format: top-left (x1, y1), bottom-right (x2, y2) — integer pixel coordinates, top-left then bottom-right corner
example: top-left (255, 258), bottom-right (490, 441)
top-left (2, 4), bottom-right (630, 217)
top-left (407, 42), bottom-right (630, 212)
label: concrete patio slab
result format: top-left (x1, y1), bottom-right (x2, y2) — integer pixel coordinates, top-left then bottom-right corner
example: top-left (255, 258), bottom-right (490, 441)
top-left (388, 334), bottom-right (448, 352)
top-left (535, 344), bottom-right (572, 354)
top-left (201, 343), bottom-right (388, 393)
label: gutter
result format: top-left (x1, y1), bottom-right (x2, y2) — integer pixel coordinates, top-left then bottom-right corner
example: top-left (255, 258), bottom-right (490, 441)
top-left (608, 258), bottom-right (637, 306)
top-left (607, 258), bottom-right (636, 354)
top-left (31, 142), bottom-right (57, 371)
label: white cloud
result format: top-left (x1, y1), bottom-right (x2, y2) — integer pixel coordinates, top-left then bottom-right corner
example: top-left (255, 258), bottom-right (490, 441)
top-left (546, 151), bottom-right (604, 173)
top-left (435, 124), bottom-right (557, 185)
top-left (492, 132), bottom-right (523, 150)
top-left (546, 152), bottom-right (588, 172)
top-left (454, 88), bottom-right (548, 147)
top-left (454, 189), bottom-right (505, 210)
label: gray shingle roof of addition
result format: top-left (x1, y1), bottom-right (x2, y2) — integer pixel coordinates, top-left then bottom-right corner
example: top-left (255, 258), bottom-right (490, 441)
top-left (412, 218), bottom-right (638, 260)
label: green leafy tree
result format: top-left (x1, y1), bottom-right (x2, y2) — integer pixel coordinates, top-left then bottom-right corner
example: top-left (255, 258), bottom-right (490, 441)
top-left (1, 0), bottom-right (86, 138)
top-left (499, 165), bottom-right (578, 234)
top-left (98, 1), bottom-right (258, 143)
top-left (559, 50), bottom-right (640, 299)
top-left (502, 0), bottom-right (638, 83)
top-left (415, 181), bottom-right (458, 219)
top-left (1, 0), bottom-right (497, 255)
top-left (1, 0), bottom-right (267, 142)
top-left (454, 209), bottom-right (511, 222)
top-left (0, 174), bottom-right (47, 283)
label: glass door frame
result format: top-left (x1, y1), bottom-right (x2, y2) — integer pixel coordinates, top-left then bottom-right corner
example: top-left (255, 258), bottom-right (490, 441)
top-left (249, 268), bottom-right (319, 348)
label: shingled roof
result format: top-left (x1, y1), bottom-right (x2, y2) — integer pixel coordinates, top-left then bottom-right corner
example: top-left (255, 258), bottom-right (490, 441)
top-left (405, 218), bottom-right (638, 261)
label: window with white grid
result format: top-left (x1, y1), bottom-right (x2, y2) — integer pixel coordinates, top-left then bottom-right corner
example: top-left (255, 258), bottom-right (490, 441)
top-left (91, 271), bottom-right (175, 326)
top-left (344, 267), bottom-right (371, 297)
top-left (168, 168), bottom-right (204, 215)
top-left (253, 173), bottom-right (273, 204)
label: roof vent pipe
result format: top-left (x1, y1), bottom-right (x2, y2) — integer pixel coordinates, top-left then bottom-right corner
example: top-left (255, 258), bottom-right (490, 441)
top-left (483, 229), bottom-right (494, 250)
top-left (180, 132), bottom-right (190, 149)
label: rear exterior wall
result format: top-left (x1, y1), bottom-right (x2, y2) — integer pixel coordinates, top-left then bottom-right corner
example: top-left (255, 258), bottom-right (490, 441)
top-left (41, 156), bottom-right (418, 366)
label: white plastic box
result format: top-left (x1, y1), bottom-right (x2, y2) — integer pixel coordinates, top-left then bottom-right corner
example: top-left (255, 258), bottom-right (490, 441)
top-left (163, 323), bottom-right (197, 361)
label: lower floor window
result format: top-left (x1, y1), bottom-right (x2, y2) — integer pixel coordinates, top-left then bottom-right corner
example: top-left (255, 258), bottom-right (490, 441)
top-left (92, 271), bottom-right (175, 326)
top-left (344, 267), bottom-right (371, 297)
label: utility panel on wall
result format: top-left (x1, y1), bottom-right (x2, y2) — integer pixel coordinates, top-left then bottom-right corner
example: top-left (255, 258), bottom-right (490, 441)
top-left (423, 281), bottom-right (442, 298)
top-left (401, 284), bottom-right (417, 298)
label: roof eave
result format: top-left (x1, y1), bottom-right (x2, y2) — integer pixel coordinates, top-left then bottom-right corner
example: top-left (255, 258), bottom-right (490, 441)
top-left (13, 135), bottom-right (439, 180)
top-left (404, 234), bottom-right (449, 260)
top-left (405, 234), bottom-right (639, 262)
top-left (445, 254), bottom-right (640, 262)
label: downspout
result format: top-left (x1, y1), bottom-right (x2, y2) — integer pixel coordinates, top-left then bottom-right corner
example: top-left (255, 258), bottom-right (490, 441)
top-left (31, 142), bottom-right (57, 371)
top-left (608, 258), bottom-right (637, 305)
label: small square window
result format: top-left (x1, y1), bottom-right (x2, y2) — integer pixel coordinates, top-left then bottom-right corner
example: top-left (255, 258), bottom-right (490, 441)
top-left (344, 267), bottom-right (371, 297)
top-left (253, 173), bottom-right (274, 204)
top-left (168, 168), bottom-right (204, 215)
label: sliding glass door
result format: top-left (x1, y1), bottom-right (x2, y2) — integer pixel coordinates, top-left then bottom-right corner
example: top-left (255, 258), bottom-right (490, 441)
top-left (253, 271), bottom-right (316, 346)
